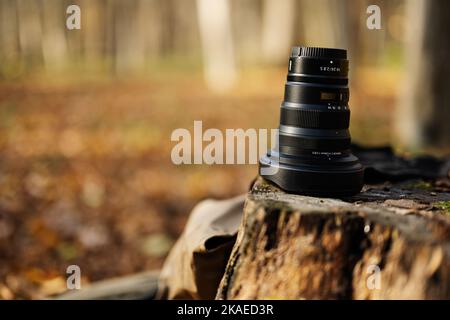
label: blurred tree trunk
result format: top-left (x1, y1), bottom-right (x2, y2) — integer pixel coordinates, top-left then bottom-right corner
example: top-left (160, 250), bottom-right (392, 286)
top-left (396, 0), bottom-right (450, 149)
top-left (136, 0), bottom-right (164, 59)
top-left (82, 0), bottom-right (106, 67)
top-left (16, 0), bottom-right (43, 67)
top-left (358, 0), bottom-right (386, 65)
top-left (261, 0), bottom-right (296, 64)
top-left (114, 1), bottom-right (145, 73)
top-left (172, 0), bottom-right (200, 59)
top-left (41, 0), bottom-right (68, 71)
top-left (231, 0), bottom-right (262, 65)
top-left (64, 0), bottom-right (83, 66)
top-left (104, 0), bottom-right (116, 71)
top-left (0, 0), bottom-right (20, 75)
top-left (196, 0), bottom-right (237, 93)
top-left (299, 0), bottom-right (349, 49)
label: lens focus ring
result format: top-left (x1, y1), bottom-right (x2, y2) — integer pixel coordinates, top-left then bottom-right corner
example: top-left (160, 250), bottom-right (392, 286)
top-left (280, 107), bottom-right (350, 129)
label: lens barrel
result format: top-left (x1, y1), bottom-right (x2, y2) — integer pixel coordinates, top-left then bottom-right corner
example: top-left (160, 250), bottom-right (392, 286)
top-left (259, 46), bottom-right (364, 196)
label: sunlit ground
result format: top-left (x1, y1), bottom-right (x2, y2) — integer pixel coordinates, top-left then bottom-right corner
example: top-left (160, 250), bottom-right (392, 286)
top-left (0, 66), bottom-right (406, 298)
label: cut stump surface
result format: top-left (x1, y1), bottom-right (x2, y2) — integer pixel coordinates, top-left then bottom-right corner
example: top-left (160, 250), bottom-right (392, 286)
top-left (217, 177), bottom-right (450, 299)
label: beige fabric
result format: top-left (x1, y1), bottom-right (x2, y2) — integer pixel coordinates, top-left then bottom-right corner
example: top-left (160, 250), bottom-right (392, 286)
top-left (157, 194), bottom-right (245, 300)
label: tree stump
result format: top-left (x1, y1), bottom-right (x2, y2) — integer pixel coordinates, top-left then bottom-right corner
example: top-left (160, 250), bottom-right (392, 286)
top-left (217, 177), bottom-right (450, 299)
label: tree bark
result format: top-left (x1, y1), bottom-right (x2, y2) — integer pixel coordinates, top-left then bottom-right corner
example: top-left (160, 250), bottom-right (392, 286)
top-left (217, 177), bottom-right (450, 299)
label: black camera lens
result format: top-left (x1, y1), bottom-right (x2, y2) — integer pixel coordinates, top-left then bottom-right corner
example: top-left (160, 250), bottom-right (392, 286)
top-left (259, 46), bottom-right (364, 196)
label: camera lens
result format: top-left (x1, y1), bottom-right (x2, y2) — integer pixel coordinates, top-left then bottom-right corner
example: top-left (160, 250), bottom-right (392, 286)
top-left (259, 46), bottom-right (364, 196)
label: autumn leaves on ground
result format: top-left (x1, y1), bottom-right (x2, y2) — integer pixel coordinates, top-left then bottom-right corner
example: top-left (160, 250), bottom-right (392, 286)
top-left (0, 69), bottom-right (395, 299)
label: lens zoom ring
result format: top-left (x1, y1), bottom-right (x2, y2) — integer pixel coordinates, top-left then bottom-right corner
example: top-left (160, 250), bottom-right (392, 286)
top-left (280, 108), bottom-right (350, 129)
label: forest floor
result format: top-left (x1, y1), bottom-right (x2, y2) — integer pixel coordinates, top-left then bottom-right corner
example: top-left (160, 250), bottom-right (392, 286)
top-left (0, 67), bottom-right (409, 298)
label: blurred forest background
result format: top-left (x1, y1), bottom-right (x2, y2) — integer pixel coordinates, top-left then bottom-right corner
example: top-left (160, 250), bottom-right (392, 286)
top-left (0, 0), bottom-right (449, 298)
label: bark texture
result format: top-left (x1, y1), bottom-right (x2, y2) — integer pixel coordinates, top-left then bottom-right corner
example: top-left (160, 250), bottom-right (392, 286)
top-left (217, 177), bottom-right (450, 299)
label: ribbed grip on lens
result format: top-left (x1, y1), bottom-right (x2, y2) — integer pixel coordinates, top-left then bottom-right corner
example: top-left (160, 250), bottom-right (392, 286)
top-left (279, 134), bottom-right (351, 151)
top-left (291, 46), bottom-right (347, 59)
top-left (280, 108), bottom-right (350, 129)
